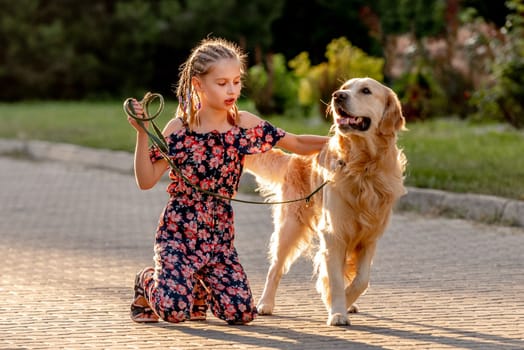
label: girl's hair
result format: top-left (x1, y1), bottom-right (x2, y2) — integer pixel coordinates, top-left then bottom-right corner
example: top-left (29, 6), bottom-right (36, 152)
top-left (175, 37), bottom-right (247, 130)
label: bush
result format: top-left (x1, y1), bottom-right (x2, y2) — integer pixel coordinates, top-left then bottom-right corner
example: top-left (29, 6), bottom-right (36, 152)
top-left (392, 64), bottom-right (447, 121)
top-left (245, 37), bottom-right (386, 120)
top-left (289, 37), bottom-right (384, 117)
top-left (469, 0), bottom-right (524, 129)
top-left (245, 53), bottom-right (298, 116)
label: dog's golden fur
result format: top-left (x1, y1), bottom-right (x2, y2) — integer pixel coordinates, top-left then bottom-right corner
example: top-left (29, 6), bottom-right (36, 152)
top-left (244, 77), bottom-right (407, 326)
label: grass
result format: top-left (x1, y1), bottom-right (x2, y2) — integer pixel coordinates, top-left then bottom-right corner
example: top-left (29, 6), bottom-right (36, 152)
top-left (1, 100), bottom-right (523, 201)
top-left (0, 100), bottom-right (177, 151)
top-left (398, 119), bottom-right (524, 200)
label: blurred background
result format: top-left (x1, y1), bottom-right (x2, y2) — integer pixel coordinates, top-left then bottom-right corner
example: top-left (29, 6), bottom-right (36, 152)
top-left (1, 0), bottom-right (523, 201)
top-left (1, 0), bottom-right (522, 127)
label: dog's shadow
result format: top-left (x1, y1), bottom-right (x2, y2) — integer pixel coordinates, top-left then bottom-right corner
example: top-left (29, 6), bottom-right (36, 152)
top-left (148, 314), bottom-right (382, 349)
top-left (146, 312), bottom-right (523, 350)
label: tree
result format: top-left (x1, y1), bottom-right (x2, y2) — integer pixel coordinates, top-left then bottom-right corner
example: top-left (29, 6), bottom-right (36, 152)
top-left (271, 0), bottom-right (375, 64)
top-left (0, 0), bottom-right (285, 100)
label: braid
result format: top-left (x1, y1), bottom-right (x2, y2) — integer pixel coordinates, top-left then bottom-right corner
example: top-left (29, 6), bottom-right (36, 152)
top-left (174, 37), bottom-right (246, 130)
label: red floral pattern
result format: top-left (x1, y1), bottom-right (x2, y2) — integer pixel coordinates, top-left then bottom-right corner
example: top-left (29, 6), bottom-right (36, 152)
top-left (141, 120), bottom-right (285, 324)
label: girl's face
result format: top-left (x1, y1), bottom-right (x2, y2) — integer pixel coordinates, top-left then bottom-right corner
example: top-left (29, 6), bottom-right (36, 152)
top-left (193, 58), bottom-right (242, 112)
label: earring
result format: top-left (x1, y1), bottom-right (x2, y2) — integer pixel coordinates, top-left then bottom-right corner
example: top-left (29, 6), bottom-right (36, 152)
top-left (195, 92), bottom-right (201, 110)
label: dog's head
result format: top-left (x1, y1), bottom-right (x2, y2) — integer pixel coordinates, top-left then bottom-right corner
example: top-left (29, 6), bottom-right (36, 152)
top-left (328, 77), bottom-right (405, 137)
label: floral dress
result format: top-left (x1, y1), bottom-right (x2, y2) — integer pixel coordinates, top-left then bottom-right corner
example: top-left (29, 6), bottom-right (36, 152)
top-left (140, 119), bottom-right (285, 324)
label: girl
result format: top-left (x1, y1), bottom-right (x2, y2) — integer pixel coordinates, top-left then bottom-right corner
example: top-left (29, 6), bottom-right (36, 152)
top-left (126, 37), bottom-right (328, 325)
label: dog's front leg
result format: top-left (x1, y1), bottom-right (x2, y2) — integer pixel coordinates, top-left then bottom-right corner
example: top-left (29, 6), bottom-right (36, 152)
top-left (345, 242), bottom-right (376, 312)
top-left (316, 231), bottom-right (349, 326)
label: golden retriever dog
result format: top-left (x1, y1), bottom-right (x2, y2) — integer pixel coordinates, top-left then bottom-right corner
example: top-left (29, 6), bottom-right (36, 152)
top-left (244, 77), bottom-right (407, 326)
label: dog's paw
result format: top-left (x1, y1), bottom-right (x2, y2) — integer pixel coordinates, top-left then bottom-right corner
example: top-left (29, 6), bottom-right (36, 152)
top-left (256, 303), bottom-right (274, 315)
top-left (327, 313), bottom-right (350, 326)
top-left (348, 303), bottom-right (359, 313)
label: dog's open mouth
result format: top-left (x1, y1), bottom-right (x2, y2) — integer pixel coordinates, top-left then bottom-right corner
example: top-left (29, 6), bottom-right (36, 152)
top-left (335, 107), bottom-right (371, 131)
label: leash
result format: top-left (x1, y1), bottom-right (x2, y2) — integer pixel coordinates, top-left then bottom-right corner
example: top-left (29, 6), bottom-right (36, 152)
top-left (123, 92), bottom-right (329, 205)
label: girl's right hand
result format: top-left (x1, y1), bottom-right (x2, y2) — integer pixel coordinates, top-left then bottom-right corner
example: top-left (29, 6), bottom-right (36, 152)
top-left (126, 99), bottom-right (149, 132)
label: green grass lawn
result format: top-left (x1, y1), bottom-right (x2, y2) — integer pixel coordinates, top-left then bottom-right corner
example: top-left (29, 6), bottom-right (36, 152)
top-left (1, 100), bottom-right (523, 200)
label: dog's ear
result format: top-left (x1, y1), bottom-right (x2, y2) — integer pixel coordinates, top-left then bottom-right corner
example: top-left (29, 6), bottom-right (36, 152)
top-left (378, 89), bottom-right (406, 135)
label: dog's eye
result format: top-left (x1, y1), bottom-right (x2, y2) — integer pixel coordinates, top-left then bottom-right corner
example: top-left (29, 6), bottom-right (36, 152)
top-left (361, 87), bottom-right (371, 95)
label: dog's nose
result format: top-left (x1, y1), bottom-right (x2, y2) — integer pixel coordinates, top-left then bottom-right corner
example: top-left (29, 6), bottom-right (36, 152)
top-left (333, 91), bottom-right (348, 103)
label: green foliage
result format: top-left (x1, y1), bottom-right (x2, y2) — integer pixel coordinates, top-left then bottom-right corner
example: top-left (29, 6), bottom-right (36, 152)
top-left (0, 1), bottom-right (158, 99)
top-left (399, 118), bottom-right (524, 200)
top-left (289, 37), bottom-right (384, 117)
top-left (0, 100), bottom-right (177, 151)
top-left (245, 53), bottom-right (298, 116)
top-left (0, 0), bottom-right (284, 100)
top-left (245, 37), bottom-right (384, 119)
top-left (392, 65), bottom-right (447, 121)
top-left (377, 0), bottom-right (447, 39)
top-left (372, 0), bottom-right (477, 120)
top-left (469, 0), bottom-right (524, 129)
top-left (1, 0), bottom-right (521, 132)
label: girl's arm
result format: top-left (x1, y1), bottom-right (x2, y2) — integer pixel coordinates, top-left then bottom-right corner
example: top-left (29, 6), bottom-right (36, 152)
top-left (132, 131), bottom-right (168, 190)
top-left (238, 111), bottom-right (329, 155)
top-left (126, 99), bottom-right (170, 190)
top-left (276, 133), bottom-right (330, 155)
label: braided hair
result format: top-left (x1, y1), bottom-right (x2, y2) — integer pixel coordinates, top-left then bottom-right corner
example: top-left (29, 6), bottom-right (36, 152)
top-left (175, 37), bottom-right (247, 130)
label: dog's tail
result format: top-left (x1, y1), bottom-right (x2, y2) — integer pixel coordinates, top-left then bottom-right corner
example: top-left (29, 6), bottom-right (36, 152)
top-left (245, 149), bottom-right (318, 206)
top-left (243, 149), bottom-right (295, 198)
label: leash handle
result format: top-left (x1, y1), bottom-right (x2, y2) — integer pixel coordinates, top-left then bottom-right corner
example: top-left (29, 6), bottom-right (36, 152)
top-left (124, 92), bottom-right (169, 154)
top-left (123, 92), bottom-right (164, 122)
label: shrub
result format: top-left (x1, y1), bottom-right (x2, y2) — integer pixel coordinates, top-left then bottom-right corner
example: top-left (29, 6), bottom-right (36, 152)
top-left (245, 37), bottom-right (385, 120)
top-left (289, 37), bottom-right (384, 117)
top-left (392, 63), bottom-right (447, 121)
top-left (245, 53), bottom-right (298, 116)
top-left (469, 0), bottom-right (524, 129)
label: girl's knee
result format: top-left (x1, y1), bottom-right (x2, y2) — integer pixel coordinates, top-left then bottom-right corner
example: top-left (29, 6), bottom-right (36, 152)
top-left (218, 304), bottom-right (257, 325)
top-left (150, 299), bottom-right (190, 323)
top-left (226, 314), bottom-right (256, 325)
top-left (225, 312), bottom-right (256, 325)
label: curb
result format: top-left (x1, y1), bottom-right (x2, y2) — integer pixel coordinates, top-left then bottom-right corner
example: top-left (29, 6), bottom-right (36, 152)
top-left (1, 138), bottom-right (522, 228)
top-left (397, 187), bottom-right (523, 227)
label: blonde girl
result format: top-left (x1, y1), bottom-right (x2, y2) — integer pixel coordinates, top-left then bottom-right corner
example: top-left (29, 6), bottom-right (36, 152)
top-left (127, 37), bottom-right (328, 324)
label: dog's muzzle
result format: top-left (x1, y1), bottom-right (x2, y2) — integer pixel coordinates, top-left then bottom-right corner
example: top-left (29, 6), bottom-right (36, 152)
top-left (332, 91), bottom-right (371, 132)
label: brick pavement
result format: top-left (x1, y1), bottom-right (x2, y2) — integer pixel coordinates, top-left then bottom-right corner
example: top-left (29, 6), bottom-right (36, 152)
top-left (0, 155), bottom-right (523, 349)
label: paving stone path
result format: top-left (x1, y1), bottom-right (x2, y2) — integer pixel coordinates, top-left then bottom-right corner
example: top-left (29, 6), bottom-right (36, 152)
top-left (1, 156), bottom-right (523, 349)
